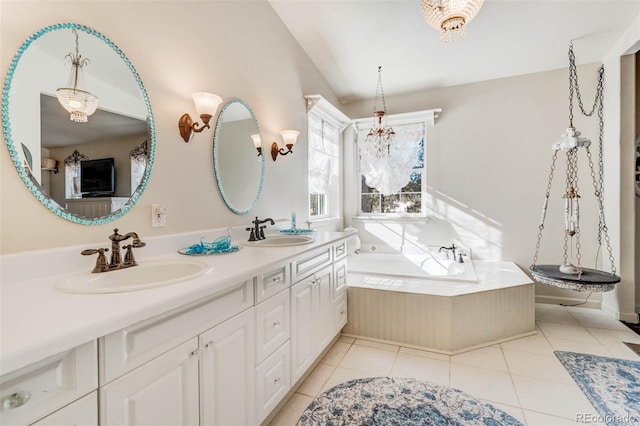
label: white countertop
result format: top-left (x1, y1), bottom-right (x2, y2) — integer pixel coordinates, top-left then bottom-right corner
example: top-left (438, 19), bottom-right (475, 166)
top-left (0, 230), bottom-right (353, 375)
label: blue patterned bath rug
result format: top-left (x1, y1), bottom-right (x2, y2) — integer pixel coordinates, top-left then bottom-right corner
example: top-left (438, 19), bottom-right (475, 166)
top-left (555, 351), bottom-right (640, 426)
top-left (298, 376), bottom-right (523, 425)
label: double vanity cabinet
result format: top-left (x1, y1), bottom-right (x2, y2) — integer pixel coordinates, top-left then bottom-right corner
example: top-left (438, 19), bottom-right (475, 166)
top-left (0, 233), bottom-right (351, 425)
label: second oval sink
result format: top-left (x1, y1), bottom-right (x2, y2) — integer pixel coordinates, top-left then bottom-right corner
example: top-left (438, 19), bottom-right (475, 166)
top-left (55, 259), bottom-right (210, 294)
top-left (242, 235), bottom-right (314, 247)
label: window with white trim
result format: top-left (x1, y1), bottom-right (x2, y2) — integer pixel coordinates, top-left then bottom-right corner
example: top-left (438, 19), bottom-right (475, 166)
top-left (307, 96), bottom-right (349, 220)
top-left (354, 110), bottom-right (436, 216)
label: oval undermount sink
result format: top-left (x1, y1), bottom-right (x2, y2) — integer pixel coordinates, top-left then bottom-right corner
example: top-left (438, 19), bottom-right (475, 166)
top-left (55, 259), bottom-right (210, 294)
top-left (243, 235), bottom-right (315, 247)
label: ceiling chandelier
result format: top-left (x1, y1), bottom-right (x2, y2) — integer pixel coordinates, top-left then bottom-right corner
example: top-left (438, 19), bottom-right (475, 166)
top-left (529, 43), bottom-right (620, 292)
top-left (421, 0), bottom-right (484, 42)
top-left (365, 66), bottom-right (395, 159)
top-left (56, 29), bottom-right (98, 123)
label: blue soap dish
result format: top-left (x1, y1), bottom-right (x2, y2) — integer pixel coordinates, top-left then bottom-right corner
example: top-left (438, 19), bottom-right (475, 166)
top-left (178, 245), bottom-right (240, 256)
top-left (279, 228), bottom-right (315, 235)
top-left (178, 231), bottom-right (240, 255)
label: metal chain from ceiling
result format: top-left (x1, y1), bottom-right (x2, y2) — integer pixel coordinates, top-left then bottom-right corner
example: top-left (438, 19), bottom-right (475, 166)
top-left (532, 43), bottom-right (616, 278)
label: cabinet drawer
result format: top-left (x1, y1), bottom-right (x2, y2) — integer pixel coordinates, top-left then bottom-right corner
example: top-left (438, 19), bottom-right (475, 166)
top-left (255, 289), bottom-right (290, 364)
top-left (0, 340), bottom-right (97, 426)
top-left (255, 341), bottom-right (291, 424)
top-left (292, 246), bottom-right (332, 283)
top-left (31, 391), bottom-right (97, 426)
top-left (100, 279), bottom-right (253, 384)
top-left (334, 259), bottom-right (347, 301)
top-left (334, 240), bottom-right (347, 261)
top-left (255, 262), bottom-right (290, 303)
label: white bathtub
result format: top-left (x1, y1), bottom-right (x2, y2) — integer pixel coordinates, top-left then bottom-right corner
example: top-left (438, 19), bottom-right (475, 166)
top-left (342, 256), bottom-right (536, 354)
top-left (347, 251), bottom-right (477, 283)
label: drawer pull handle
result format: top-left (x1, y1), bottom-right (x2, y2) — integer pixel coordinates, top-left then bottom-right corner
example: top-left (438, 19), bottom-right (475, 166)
top-left (273, 321), bottom-right (281, 328)
top-left (273, 377), bottom-right (281, 384)
top-left (2, 391), bottom-right (30, 409)
top-left (205, 341), bottom-right (215, 350)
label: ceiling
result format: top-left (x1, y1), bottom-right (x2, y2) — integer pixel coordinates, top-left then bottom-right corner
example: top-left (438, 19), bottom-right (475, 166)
top-left (40, 94), bottom-right (148, 148)
top-left (269, 0), bottom-right (640, 104)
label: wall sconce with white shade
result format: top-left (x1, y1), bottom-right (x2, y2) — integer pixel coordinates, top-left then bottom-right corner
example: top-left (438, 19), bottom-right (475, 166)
top-left (251, 134), bottom-right (262, 156)
top-left (178, 92), bottom-right (223, 143)
top-left (271, 130), bottom-right (300, 161)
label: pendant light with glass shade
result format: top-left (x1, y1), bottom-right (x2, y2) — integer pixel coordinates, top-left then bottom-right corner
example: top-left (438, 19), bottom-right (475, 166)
top-left (421, 0), bottom-right (484, 42)
top-left (56, 29), bottom-right (98, 123)
top-left (365, 66), bottom-right (395, 159)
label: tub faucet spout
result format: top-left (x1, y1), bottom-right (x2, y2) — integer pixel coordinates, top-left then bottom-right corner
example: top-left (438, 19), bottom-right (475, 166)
top-left (439, 244), bottom-right (457, 260)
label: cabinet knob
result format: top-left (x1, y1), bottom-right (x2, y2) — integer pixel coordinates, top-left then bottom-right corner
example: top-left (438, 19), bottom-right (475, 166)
top-left (205, 340), bottom-right (215, 350)
top-left (273, 377), bottom-right (281, 384)
top-left (2, 391), bottom-right (31, 409)
top-left (190, 349), bottom-right (201, 359)
top-left (272, 321), bottom-right (281, 328)
top-left (272, 276), bottom-right (282, 283)
top-left (340, 311), bottom-right (346, 315)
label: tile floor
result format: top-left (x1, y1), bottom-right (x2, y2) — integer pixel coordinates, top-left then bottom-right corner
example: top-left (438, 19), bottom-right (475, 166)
top-left (269, 303), bottom-right (640, 425)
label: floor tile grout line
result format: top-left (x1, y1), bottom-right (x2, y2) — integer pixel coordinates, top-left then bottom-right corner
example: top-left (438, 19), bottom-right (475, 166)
top-left (498, 343), bottom-right (527, 420)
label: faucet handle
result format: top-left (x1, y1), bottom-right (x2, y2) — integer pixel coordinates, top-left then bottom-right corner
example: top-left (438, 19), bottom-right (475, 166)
top-left (122, 244), bottom-right (138, 267)
top-left (245, 227), bottom-right (257, 242)
top-left (81, 248), bottom-right (110, 273)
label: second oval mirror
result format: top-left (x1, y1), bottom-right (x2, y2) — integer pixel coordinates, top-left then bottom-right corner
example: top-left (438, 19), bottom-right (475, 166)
top-left (213, 99), bottom-right (264, 215)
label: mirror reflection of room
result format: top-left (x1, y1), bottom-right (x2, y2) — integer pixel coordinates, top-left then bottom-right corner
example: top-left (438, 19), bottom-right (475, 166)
top-left (12, 27), bottom-right (150, 219)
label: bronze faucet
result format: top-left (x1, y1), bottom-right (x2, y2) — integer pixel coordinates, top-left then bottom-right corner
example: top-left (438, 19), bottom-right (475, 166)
top-left (246, 217), bottom-right (275, 241)
top-left (82, 228), bottom-right (145, 273)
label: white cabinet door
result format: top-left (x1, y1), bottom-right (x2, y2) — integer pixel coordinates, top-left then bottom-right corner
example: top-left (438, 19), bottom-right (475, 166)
top-left (200, 309), bottom-right (255, 426)
top-left (100, 338), bottom-right (199, 426)
top-left (290, 277), bottom-right (315, 383)
top-left (290, 264), bottom-right (335, 384)
top-left (31, 391), bottom-right (97, 426)
top-left (313, 265), bottom-right (334, 353)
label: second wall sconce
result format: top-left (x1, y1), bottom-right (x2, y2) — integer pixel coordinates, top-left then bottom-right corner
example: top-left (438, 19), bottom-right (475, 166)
top-left (251, 134), bottom-right (262, 157)
top-left (178, 92), bottom-right (223, 143)
top-left (271, 130), bottom-right (300, 161)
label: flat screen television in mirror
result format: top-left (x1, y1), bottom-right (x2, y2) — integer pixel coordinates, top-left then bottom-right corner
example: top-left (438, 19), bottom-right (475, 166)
top-left (81, 158), bottom-right (115, 197)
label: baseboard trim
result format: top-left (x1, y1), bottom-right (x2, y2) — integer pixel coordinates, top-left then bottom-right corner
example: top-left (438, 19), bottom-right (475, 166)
top-left (600, 302), bottom-right (639, 323)
top-left (535, 295), bottom-right (601, 309)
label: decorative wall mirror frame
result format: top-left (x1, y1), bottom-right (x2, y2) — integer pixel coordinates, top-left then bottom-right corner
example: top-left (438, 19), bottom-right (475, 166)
top-left (2, 22), bottom-right (155, 225)
top-left (213, 99), bottom-right (264, 215)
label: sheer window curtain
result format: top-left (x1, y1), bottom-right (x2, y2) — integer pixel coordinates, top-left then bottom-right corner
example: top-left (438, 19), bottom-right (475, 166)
top-left (358, 122), bottom-right (424, 196)
top-left (309, 116), bottom-right (339, 215)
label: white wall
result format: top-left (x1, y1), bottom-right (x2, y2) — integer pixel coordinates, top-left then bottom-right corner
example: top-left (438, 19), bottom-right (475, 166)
top-left (343, 65), bottom-right (606, 306)
top-left (0, 1), bottom-right (340, 254)
top-left (601, 13), bottom-right (640, 322)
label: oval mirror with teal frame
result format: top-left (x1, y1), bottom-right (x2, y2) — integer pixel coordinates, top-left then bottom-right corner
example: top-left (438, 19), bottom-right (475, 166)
top-left (2, 22), bottom-right (155, 225)
top-left (213, 99), bottom-right (264, 215)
